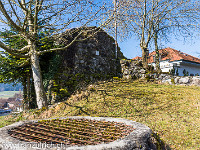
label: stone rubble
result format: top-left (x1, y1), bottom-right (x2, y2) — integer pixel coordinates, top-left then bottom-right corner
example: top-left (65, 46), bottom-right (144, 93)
top-left (120, 59), bottom-right (145, 80)
top-left (120, 59), bottom-right (200, 86)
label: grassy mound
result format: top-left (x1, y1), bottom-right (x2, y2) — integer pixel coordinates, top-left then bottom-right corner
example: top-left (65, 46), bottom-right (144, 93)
top-left (1, 79), bottom-right (200, 149)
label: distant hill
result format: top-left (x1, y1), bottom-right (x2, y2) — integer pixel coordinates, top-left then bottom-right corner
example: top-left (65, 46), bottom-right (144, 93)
top-left (0, 83), bottom-right (22, 92)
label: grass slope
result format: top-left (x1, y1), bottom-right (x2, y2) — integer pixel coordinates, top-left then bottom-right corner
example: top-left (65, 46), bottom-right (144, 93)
top-left (1, 80), bottom-right (200, 149)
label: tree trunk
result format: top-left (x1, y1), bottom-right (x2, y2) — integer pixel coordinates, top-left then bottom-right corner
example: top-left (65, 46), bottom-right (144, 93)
top-left (30, 44), bottom-right (47, 109)
top-left (27, 71), bottom-right (31, 109)
top-left (141, 46), bottom-right (148, 69)
top-left (22, 77), bottom-right (28, 110)
top-left (154, 32), bottom-right (161, 74)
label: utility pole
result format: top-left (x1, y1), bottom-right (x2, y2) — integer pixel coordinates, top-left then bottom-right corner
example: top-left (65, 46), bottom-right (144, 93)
top-left (114, 0), bottom-right (118, 59)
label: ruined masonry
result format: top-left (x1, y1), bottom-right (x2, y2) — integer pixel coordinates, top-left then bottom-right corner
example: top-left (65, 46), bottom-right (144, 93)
top-left (56, 27), bottom-right (124, 76)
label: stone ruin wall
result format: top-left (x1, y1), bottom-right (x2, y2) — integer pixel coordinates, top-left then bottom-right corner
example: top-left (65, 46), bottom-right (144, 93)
top-left (48, 27), bottom-right (124, 103)
top-left (57, 27), bottom-right (124, 77)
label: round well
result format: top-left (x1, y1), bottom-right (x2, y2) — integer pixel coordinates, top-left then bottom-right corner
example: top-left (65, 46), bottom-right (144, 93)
top-left (0, 116), bottom-right (156, 150)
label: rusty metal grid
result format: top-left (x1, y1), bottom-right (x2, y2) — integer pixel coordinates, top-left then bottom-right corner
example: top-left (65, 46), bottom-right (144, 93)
top-left (8, 118), bottom-right (135, 146)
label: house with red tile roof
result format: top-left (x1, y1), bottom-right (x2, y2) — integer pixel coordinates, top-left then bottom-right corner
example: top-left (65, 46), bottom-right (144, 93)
top-left (133, 47), bottom-right (200, 76)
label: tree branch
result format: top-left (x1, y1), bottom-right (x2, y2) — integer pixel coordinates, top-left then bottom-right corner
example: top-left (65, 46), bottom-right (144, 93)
top-left (17, 45), bottom-right (31, 52)
top-left (0, 41), bottom-right (29, 58)
top-left (18, 58), bottom-right (30, 67)
top-left (38, 30), bottom-right (83, 55)
top-left (8, 0), bottom-right (21, 26)
top-left (38, 0), bottom-right (44, 11)
top-left (17, 0), bottom-right (29, 14)
top-left (34, 0), bottom-right (39, 33)
top-left (0, 0), bottom-right (23, 32)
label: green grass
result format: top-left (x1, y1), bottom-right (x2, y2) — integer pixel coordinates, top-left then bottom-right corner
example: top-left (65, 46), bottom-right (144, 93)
top-left (0, 115), bottom-right (16, 128)
top-left (0, 91), bottom-right (21, 98)
top-left (1, 80), bottom-right (200, 149)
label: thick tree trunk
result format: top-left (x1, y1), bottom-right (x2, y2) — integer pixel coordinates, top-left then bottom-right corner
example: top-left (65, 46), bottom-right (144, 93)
top-left (30, 45), bottom-right (47, 109)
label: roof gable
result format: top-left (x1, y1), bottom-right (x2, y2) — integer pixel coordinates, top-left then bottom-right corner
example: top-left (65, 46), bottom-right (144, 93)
top-left (148, 47), bottom-right (200, 64)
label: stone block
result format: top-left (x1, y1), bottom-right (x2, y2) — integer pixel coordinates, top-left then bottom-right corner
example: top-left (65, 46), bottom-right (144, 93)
top-left (174, 77), bottom-right (180, 84)
top-left (190, 77), bottom-right (200, 86)
top-left (178, 77), bottom-right (190, 84)
top-left (162, 79), bottom-right (172, 85)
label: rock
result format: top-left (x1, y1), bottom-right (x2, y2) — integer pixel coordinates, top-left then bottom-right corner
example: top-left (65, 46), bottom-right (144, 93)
top-left (158, 74), bottom-right (168, 80)
top-left (124, 69), bottom-right (129, 75)
top-left (178, 77), bottom-right (190, 84)
top-left (134, 66), bottom-right (139, 70)
top-left (132, 70), bottom-right (138, 73)
top-left (130, 62), bottom-right (136, 68)
top-left (123, 75), bottom-right (131, 80)
top-left (141, 74), bottom-right (146, 78)
top-left (174, 77), bottom-right (180, 84)
top-left (120, 59), bottom-right (126, 64)
top-left (163, 74), bottom-right (172, 80)
top-left (125, 61), bottom-right (130, 67)
top-left (162, 79), bottom-right (172, 85)
top-left (190, 77), bottom-right (200, 86)
top-left (140, 69), bottom-right (146, 74)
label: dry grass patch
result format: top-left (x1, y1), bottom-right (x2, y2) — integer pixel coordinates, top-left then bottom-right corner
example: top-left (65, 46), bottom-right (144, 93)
top-left (1, 79), bottom-right (200, 149)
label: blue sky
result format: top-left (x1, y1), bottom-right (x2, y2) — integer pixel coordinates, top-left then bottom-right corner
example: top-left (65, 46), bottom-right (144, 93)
top-left (113, 0), bottom-right (200, 60)
top-left (0, 0), bottom-right (199, 60)
top-left (118, 33), bottom-right (200, 60)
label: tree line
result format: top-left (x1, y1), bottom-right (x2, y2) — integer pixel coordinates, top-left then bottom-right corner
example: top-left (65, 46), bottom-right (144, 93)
top-left (0, 0), bottom-right (199, 109)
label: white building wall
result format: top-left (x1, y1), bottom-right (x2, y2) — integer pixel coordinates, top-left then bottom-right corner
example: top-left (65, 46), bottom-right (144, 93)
top-left (150, 60), bottom-right (200, 76)
top-left (177, 62), bottom-right (200, 76)
top-left (151, 60), bottom-right (174, 73)
top-left (160, 61), bottom-right (174, 72)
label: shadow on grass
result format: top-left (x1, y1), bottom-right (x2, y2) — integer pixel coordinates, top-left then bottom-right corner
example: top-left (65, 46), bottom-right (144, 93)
top-left (152, 132), bottom-right (171, 150)
top-left (64, 102), bottom-right (90, 116)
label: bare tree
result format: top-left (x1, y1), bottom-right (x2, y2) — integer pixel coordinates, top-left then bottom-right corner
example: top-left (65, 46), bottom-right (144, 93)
top-left (0, 0), bottom-right (106, 109)
top-left (151, 0), bottom-right (200, 72)
top-left (104, 0), bottom-right (200, 69)
top-left (103, 0), bottom-right (154, 68)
